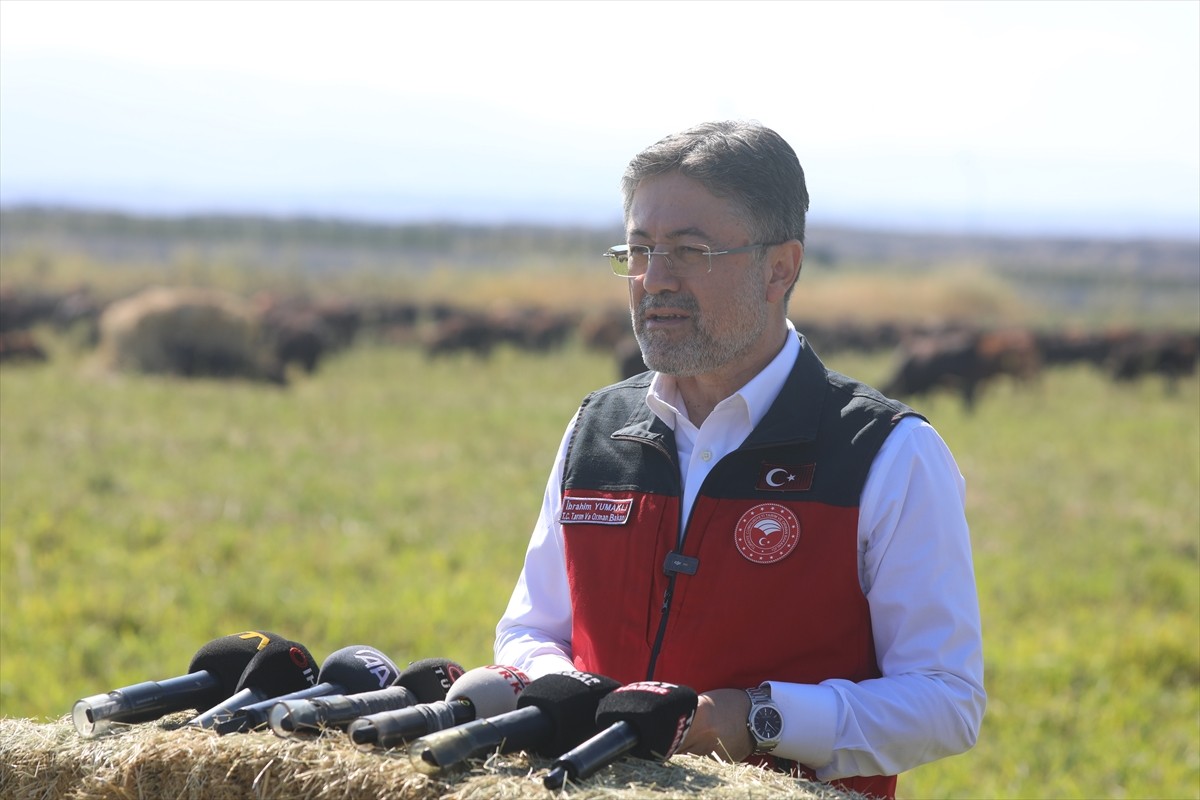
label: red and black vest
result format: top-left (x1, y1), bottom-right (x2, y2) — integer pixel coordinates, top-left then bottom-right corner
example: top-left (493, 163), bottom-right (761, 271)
top-left (560, 336), bottom-right (918, 799)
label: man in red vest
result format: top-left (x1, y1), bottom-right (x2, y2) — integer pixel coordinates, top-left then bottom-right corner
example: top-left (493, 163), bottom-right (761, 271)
top-left (496, 120), bottom-right (985, 799)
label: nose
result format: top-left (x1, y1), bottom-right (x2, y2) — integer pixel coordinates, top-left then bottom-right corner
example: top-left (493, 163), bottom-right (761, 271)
top-left (639, 250), bottom-right (679, 295)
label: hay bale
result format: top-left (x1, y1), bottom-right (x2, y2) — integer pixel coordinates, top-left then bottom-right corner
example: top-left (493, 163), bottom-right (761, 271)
top-left (0, 716), bottom-right (861, 800)
top-left (94, 286), bottom-right (283, 383)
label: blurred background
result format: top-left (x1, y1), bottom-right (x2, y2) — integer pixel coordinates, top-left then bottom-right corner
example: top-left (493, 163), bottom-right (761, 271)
top-left (0, 2), bottom-right (1197, 799)
top-left (2, 0), bottom-right (1198, 237)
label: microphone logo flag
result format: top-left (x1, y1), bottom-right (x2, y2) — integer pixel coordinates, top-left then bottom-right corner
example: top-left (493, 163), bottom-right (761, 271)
top-left (668, 705), bottom-right (693, 758)
top-left (613, 681), bottom-right (671, 697)
top-left (238, 631), bottom-right (272, 650)
top-left (609, 681), bottom-right (694, 758)
top-left (487, 664), bottom-right (531, 697)
top-left (288, 646), bottom-right (318, 685)
top-left (354, 649), bottom-right (399, 689)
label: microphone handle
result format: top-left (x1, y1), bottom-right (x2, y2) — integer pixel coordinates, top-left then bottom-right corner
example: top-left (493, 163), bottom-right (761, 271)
top-left (270, 685), bottom-right (419, 736)
top-left (188, 687), bottom-right (268, 729)
top-left (349, 699), bottom-right (474, 749)
top-left (72, 671), bottom-right (220, 736)
top-left (409, 706), bottom-right (552, 774)
top-left (544, 721), bottom-right (638, 789)
top-left (213, 682), bottom-right (346, 735)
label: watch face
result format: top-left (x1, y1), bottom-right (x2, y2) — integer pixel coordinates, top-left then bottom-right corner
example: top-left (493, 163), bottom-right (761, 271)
top-left (753, 706), bottom-right (783, 740)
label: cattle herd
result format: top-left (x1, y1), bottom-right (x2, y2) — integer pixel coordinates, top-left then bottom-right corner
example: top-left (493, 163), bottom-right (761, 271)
top-left (1, 284), bottom-right (1196, 410)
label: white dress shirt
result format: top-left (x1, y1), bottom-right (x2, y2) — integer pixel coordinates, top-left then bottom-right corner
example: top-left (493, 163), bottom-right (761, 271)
top-left (495, 322), bottom-right (986, 780)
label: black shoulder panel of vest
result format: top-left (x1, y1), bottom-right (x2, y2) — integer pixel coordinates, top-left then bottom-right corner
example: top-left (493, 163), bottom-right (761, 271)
top-left (561, 341), bottom-right (926, 506)
top-left (723, 341), bottom-right (925, 506)
top-left (563, 373), bottom-right (681, 496)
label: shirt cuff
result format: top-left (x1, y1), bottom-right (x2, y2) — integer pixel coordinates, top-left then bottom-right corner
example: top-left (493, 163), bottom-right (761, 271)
top-left (765, 681), bottom-right (838, 769)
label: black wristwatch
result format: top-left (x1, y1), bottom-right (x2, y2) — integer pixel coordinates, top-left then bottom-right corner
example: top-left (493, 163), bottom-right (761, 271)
top-left (746, 685), bottom-right (783, 753)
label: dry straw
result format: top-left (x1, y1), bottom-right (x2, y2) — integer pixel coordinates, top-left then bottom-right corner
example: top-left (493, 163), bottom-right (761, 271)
top-left (1, 715), bottom-right (863, 800)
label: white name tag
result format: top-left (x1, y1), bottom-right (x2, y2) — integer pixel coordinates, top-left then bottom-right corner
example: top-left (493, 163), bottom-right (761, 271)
top-left (560, 496), bottom-right (633, 525)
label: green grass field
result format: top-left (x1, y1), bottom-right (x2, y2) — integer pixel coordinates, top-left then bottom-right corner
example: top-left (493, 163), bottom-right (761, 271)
top-left (1, 326), bottom-right (1197, 799)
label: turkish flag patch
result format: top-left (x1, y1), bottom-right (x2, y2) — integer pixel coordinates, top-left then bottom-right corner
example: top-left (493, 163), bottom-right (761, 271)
top-left (755, 462), bottom-right (815, 492)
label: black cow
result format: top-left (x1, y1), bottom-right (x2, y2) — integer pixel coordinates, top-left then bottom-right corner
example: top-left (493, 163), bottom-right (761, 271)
top-left (0, 330), bottom-right (48, 363)
top-left (882, 328), bottom-right (1040, 411)
top-left (1107, 331), bottom-right (1199, 392)
top-left (422, 312), bottom-right (499, 358)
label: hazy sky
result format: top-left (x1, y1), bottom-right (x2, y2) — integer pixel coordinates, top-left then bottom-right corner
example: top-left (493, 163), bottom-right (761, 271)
top-left (2, 0), bottom-right (1198, 238)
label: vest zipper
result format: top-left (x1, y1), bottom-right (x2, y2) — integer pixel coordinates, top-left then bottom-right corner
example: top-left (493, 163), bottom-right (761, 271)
top-left (645, 575), bottom-right (676, 680)
top-left (613, 430), bottom-right (681, 682)
top-left (646, 489), bottom-right (703, 680)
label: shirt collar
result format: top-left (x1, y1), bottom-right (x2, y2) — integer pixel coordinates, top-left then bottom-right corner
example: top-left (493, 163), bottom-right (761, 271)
top-left (645, 320), bottom-right (801, 431)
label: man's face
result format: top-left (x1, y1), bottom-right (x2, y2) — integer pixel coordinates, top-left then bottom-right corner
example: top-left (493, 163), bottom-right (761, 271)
top-left (626, 171), bottom-right (772, 378)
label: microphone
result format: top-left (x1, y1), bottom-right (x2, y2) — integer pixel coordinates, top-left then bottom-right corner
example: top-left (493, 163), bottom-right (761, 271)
top-left (269, 656), bottom-right (464, 738)
top-left (187, 637), bottom-right (320, 729)
top-left (543, 681), bottom-right (697, 789)
top-left (392, 656), bottom-right (463, 703)
top-left (211, 645), bottom-right (401, 734)
top-left (347, 664), bottom-right (530, 749)
top-left (408, 670), bottom-right (620, 773)
top-left (71, 630), bottom-right (283, 737)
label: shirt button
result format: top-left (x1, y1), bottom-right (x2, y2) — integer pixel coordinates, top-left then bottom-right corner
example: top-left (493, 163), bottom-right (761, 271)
top-left (700, 450), bottom-right (713, 461)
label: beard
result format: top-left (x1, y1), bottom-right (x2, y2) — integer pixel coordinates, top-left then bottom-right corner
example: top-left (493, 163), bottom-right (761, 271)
top-left (632, 273), bottom-right (770, 377)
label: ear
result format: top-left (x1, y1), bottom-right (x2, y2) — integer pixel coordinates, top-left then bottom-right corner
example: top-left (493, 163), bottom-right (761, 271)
top-left (765, 241), bottom-right (804, 303)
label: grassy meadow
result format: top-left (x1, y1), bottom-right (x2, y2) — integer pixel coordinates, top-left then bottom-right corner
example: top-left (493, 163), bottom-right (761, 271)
top-left (1, 251), bottom-right (1198, 799)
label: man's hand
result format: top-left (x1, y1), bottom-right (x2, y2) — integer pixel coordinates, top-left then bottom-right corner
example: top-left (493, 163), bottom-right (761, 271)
top-left (676, 688), bottom-right (753, 761)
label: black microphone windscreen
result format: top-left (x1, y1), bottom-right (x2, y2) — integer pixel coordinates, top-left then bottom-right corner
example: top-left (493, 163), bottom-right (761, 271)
top-left (396, 657), bottom-right (465, 703)
top-left (186, 630), bottom-right (286, 707)
top-left (236, 639), bottom-right (320, 697)
top-left (315, 646), bottom-right (400, 694)
top-left (515, 671), bottom-right (621, 756)
top-left (71, 630), bottom-right (283, 736)
top-left (595, 682), bottom-right (698, 759)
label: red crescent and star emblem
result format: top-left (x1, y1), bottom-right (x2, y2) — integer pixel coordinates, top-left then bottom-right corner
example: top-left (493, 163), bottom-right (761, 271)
top-left (734, 503), bottom-right (801, 564)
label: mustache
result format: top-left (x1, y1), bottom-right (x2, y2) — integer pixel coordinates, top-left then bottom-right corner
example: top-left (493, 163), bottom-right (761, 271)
top-left (636, 294), bottom-right (700, 316)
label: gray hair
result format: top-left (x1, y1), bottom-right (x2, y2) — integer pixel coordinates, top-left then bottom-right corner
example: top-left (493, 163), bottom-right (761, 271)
top-left (620, 120), bottom-right (810, 245)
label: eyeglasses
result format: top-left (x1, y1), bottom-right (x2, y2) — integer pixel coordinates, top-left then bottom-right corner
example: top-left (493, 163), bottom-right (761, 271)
top-left (603, 242), bottom-right (776, 278)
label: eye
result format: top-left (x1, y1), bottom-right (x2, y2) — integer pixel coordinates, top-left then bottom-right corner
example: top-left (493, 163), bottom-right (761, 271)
top-left (674, 244), bottom-right (711, 266)
top-left (627, 245), bottom-right (654, 263)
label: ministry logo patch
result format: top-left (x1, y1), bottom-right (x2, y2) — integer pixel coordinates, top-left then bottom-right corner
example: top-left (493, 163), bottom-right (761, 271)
top-left (734, 503), bottom-right (801, 564)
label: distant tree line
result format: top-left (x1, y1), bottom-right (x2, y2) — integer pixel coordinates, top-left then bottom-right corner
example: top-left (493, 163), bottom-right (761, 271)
top-left (2, 206), bottom-right (1197, 277)
top-left (0, 206), bottom-right (624, 269)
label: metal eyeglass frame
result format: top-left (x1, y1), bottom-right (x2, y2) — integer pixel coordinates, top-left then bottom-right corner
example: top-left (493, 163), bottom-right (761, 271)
top-left (603, 242), bottom-right (776, 277)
